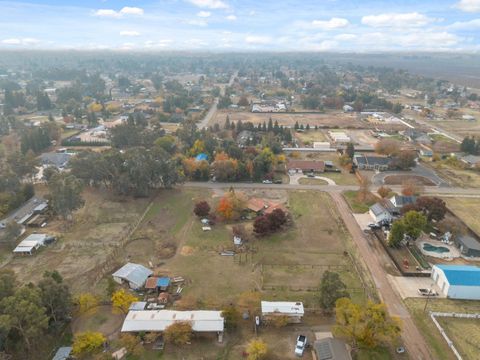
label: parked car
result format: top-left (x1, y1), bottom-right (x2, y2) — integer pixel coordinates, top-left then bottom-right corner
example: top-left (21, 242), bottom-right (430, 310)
top-left (367, 223), bottom-right (381, 229)
top-left (262, 180), bottom-right (273, 184)
top-left (396, 346), bottom-right (405, 354)
top-left (273, 179), bottom-right (282, 184)
top-left (294, 335), bottom-right (307, 357)
top-left (418, 288), bottom-right (438, 296)
top-left (306, 173), bottom-right (315, 178)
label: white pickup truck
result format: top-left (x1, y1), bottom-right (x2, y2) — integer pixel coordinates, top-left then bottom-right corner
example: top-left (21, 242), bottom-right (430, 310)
top-left (294, 335), bottom-right (307, 356)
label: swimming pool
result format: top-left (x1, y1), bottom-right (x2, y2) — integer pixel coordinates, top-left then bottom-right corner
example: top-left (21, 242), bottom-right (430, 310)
top-left (423, 243), bottom-right (450, 253)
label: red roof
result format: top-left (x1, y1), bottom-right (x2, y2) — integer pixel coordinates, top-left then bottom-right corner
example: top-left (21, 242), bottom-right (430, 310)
top-left (247, 198), bottom-right (268, 213)
top-left (145, 277), bottom-right (159, 289)
top-left (287, 160), bottom-right (325, 172)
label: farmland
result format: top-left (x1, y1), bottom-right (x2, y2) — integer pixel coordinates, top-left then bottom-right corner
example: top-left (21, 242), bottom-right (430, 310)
top-left (444, 198), bottom-right (480, 234)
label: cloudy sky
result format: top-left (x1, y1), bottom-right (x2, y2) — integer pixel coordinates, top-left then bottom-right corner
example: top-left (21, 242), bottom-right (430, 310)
top-left (0, 0), bottom-right (479, 51)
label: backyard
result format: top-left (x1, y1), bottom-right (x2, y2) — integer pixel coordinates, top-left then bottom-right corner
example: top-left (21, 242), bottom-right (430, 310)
top-left (444, 197), bottom-right (480, 234)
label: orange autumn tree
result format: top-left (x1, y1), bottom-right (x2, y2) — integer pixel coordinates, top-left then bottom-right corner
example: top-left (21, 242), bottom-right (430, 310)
top-left (216, 189), bottom-right (246, 221)
top-left (211, 152), bottom-right (238, 181)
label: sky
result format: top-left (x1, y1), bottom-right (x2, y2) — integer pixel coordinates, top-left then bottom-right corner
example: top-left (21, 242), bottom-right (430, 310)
top-left (0, 0), bottom-right (479, 51)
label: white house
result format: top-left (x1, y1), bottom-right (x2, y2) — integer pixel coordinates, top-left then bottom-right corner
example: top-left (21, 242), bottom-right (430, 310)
top-left (112, 263), bottom-right (153, 290)
top-left (369, 203), bottom-right (392, 224)
top-left (431, 265), bottom-right (480, 300)
top-left (261, 301), bottom-right (304, 323)
top-left (13, 234), bottom-right (55, 255)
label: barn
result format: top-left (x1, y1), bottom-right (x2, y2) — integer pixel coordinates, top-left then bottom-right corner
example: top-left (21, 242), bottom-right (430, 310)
top-left (431, 265), bottom-right (480, 300)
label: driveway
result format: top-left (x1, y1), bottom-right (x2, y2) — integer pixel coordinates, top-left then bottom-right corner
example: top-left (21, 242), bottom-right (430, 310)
top-left (387, 275), bottom-right (444, 300)
top-left (353, 213), bottom-right (374, 229)
top-left (371, 163), bottom-right (448, 187)
top-left (289, 174), bottom-right (336, 186)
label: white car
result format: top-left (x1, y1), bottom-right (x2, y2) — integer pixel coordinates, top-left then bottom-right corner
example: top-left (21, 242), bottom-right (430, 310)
top-left (262, 180), bottom-right (273, 184)
top-left (294, 335), bottom-right (307, 356)
top-left (0, 222), bottom-right (5, 229)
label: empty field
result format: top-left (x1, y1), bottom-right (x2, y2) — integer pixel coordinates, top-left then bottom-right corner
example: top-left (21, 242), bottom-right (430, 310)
top-left (444, 197), bottom-right (480, 235)
top-left (437, 318), bottom-right (480, 359)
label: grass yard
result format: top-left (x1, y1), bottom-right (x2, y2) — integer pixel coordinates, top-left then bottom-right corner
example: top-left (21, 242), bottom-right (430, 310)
top-left (294, 129), bottom-right (328, 144)
top-left (322, 171), bottom-right (359, 186)
top-left (405, 298), bottom-right (480, 360)
top-left (444, 197), bottom-right (480, 235)
top-left (437, 317), bottom-right (480, 359)
top-left (298, 178), bottom-right (328, 185)
top-left (343, 190), bottom-right (378, 213)
top-left (428, 161), bottom-right (480, 188)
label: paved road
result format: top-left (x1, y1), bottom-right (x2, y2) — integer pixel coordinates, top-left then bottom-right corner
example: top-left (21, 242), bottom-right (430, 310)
top-left (183, 181), bottom-right (480, 197)
top-left (330, 192), bottom-right (433, 360)
top-left (371, 163), bottom-right (448, 187)
top-left (197, 70), bottom-right (237, 129)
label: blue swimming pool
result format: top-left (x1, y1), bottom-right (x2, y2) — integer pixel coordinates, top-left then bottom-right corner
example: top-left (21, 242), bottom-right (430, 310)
top-left (423, 243), bottom-right (450, 253)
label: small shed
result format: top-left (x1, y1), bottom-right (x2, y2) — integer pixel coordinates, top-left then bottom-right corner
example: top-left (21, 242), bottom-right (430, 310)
top-left (52, 346), bottom-right (72, 360)
top-left (145, 276), bottom-right (170, 291)
top-left (261, 301), bottom-right (304, 323)
top-left (456, 235), bottom-right (480, 257)
top-left (112, 263), bottom-right (153, 290)
top-left (129, 301), bottom-right (147, 311)
top-left (13, 234), bottom-right (55, 255)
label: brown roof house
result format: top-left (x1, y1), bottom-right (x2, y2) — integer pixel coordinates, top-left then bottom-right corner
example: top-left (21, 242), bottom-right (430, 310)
top-left (287, 160), bottom-right (325, 174)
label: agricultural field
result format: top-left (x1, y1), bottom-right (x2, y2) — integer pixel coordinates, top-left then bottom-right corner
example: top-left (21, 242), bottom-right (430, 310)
top-left (294, 129), bottom-right (328, 144)
top-left (405, 298), bottom-right (480, 360)
top-left (432, 119), bottom-right (480, 138)
top-left (444, 197), bottom-right (480, 235)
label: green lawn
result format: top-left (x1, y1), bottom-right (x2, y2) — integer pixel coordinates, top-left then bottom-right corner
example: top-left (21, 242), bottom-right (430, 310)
top-left (343, 190), bottom-right (377, 213)
top-left (355, 347), bottom-right (392, 360)
top-left (322, 171), bottom-right (359, 186)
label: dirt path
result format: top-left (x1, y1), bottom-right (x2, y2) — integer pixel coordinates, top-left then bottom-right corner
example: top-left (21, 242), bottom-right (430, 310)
top-left (330, 191), bottom-right (433, 360)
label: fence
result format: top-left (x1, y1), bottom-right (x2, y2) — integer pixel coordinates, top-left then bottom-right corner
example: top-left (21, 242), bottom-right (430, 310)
top-left (429, 312), bottom-right (480, 360)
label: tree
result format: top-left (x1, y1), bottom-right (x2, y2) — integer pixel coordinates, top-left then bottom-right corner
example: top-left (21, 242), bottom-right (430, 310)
top-left (1, 221), bottom-right (22, 248)
top-left (401, 179), bottom-right (423, 196)
top-left (334, 298), bottom-right (401, 349)
top-left (391, 151), bottom-right (416, 170)
top-left (111, 289), bottom-right (138, 314)
top-left (119, 333), bottom-right (144, 357)
top-left (76, 293), bottom-right (99, 315)
top-left (38, 271), bottom-right (72, 325)
top-left (415, 197), bottom-right (447, 222)
top-left (388, 220), bottom-right (405, 247)
top-left (0, 270), bottom-right (16, 300)
top-left (402, 210), bottom-right (427, 240)
top-left (271, 315), bottom-right (290, 328)
top-left (346, 143), bottom-right (355, 159)
top-left (163, 322), bottom-right (193, 345)
top-left (72, 331), bottom-right (106, 358)
top-left (461, 137), bottom-right (476, 155)
top-left (392, 103), bottom-right (403, 114)
top-left (238, 291), bottom-right (261, 314)
top-left (238, 96), bottom-right (249, 107)
top-left (222, 305), bottom-right (241, 329)
top-left (375, 139), bottom-right (400, 156)
top-left (0, 286), bottom-right (49, 351)
top-left (48, 172), bottom-right (84, 220)
top-left (377, 186), bottom-right (392, 199)
top-left (194, 201), bottom-right (210, 217)
top-left (319, 271), bottom-right (349, 312)
top-left (246, 339), bottom-right (268, 360)
top-left (253, 216), bottom-right (271, 235)
top-left (216, 190), bottom-right (245, 221)
top-left (217, 196), bottom-right (234, 220)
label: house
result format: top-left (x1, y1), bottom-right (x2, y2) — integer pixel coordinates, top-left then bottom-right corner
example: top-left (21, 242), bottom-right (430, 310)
top-left (460, 154), bottom-right (480, 168)
top-left (313, 338), bottom-right (352, 360)
top-left (287, 160), bottom-right (325, 174)
top-left (369, 203), bottom-right (392, 224)
top-left (40, 152), bottom-right (72, 169)
top-left (353, 155), bottom-right (390, 171)
top-left (112, 263), bottom-right (153, 290)
top-left (431, 265), bottom-right (480, 300)
top-left (121, 310), bottom-right (224, 341)
top-left (246, 198), bottom-right (269, 214)
top-left (389, 195), bottom-right (416, 209)
top-left (261, 301), bottom-right (304, 323)
top-left (13, 234), bottom-right (55, 255)
top-left (455, 235), bottom-right (480, 257)
top-left (329, 131), bottom-right (351, 143)
top-left (52, 347), bottom-right (73, 360)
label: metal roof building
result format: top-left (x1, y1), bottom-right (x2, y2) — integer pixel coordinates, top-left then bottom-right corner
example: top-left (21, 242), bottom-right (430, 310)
top-left (432, 265), bottom-right (480, 300)
top-left (13, 234), bottom-right (54, 255)
top-left (112, 263), bottom-right (153, 290)
top-left (121, 310), bottom-right (224, 333)
top-left (261, 301), bottom-right (304, 321)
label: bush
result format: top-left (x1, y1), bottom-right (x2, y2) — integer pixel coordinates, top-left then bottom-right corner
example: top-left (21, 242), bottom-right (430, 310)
top-left (194, 200), bottom-right (210, 217)
top-left (164, 322), bottom-right (193, 345)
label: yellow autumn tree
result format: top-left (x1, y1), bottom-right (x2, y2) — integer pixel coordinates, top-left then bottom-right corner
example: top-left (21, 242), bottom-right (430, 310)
top-left (88, 102), bottom-right (103, 113)
top-left (76, 293), bottom-right (99, 315)
top-left (246, 339), bottom-right (268, 360)
top-left (333, 298), bottom-right (401, 349)
top-left (164, 322), bottom-right (193, 345)
top-left (72, 331), bottom-right (106, 357)
top-left (111, 289), bottom-right (138, 314)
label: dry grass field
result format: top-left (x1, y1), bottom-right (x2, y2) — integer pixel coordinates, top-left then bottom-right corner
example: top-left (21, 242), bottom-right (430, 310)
top-left (444, 197), bottom-right (480, 235)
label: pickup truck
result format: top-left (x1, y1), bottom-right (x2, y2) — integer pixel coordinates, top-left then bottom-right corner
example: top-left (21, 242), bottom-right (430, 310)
top-left (294, 335), bottom-right (307, 356)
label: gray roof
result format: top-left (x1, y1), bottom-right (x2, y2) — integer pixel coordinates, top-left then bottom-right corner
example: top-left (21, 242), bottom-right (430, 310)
top-left (52, 347), bottom-right (72, 360)
top-left (40, 152), bottom-right (71, 168)
top-left (313, 338), bottom-right (352, 360)
top-left (391, 195), bottom-right (416, 207)
top-left (461, 155), bottom-right (480, 165)
top-left (457, 235), bottom-right (480, 251)
top-left (112, 263), bottom-right (153, 288)
top-left (370, 203), bottom-right (388, 216)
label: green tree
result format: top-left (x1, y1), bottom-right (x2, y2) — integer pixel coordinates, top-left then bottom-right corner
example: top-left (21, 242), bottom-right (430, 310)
top-left (346, 143), bottom-right (355, 159)
top-left (0, 270), bottom-right (16, 300)
top-left (222, 305), bottom-right (241, 330)
top-left (1, 221), bottom-right (22, 248)
top-left (319, 271), bottom-right (349, 312)
top-left (388, 220), bottom-right (405, 247)
top-left (38, 271), bottom-right (72, 325)
top-left (402, 210), bottom-right (427, 240)
top-left (47, 172), bottom-right (84, 220)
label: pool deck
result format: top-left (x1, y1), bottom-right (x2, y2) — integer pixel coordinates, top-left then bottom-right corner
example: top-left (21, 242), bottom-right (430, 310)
top-left (417, 239), bottom-right (461, 260)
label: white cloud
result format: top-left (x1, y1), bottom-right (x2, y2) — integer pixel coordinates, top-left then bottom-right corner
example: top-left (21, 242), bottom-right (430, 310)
top-left (120, 31), bottom-right (141, 37)
top-left (448, 18), bottom-right (480, 29)
top-left (455, 0), bottom-right (480, 12)
top-left (145, 39), bottom-right (173, 48)
top-left (1, 38), bottom-right (40, 45)
top-left (361, 12), bottom-right (434, 27)
top-left (311, 17), bottom-right (349, 29)
top-left (187, 0), bottom-right (228, 9)
top-left (334, 33), bottom-right (357, 41)
top-left (197, 11), bottom-right (211, 17)
top-left (93, 6), bottom-right (144, 18)
top-left (245, 35), bottom-right (271, 44)
top-left (312, 40), bottom-right (338, 51)
top-left (355, 30), bottom-right (462, 49)
top-left (226, 15), bottom-right (237, 21)
top-left (186, 19), bottom-right (208, 26)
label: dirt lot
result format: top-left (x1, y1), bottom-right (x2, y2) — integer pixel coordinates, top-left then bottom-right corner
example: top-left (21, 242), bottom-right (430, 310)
top-left (383, 175), bottom-right (436, 186)
top-left (444, 198), bottom-right (480, 235)
top-left (429, 162), bottom-right (480, 188)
